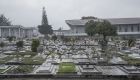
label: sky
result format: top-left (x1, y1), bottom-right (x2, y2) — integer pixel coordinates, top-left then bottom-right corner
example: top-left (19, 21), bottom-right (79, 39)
top-left (0, 0), bottom-right (140, 30)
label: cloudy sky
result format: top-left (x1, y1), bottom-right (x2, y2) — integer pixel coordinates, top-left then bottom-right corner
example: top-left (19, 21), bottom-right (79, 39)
top-left (0, 0), bottom-right (140, 29)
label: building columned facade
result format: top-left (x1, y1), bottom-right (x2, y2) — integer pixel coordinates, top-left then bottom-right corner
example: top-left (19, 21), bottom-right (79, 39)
top-left (54, 17), bottom-right (140, 38)
top-left (0, 25), bottom-right (35, 38)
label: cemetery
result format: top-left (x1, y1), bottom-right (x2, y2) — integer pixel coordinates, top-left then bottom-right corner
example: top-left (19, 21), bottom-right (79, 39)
top-left (0, 4), bottom-right (140, 80)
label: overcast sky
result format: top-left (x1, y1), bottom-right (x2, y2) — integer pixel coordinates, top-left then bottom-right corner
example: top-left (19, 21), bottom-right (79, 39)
top-left (0, 0), bottom-right (140, 29)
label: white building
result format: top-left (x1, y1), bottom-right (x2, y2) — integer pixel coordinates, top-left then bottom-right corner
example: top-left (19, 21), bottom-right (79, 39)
top-left (56, 17), bottom-right (140, 38)
top-left (0, 25), bottom-right (35, 38)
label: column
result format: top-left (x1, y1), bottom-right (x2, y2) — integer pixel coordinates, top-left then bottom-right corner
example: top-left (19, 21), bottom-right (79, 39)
top-left (0, 28), bottom-right (1, 37)
top-left (9, 28), bottom-right (11, 36)
top-left (18, 28), bottom-right (20, 38)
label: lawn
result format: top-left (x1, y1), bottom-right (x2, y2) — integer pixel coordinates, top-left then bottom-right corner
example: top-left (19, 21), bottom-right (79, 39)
top-left (58, 62), bottom-right (76, 73)
top-left (0, 56), bottom-right (14, 64)
top-left (5, 51), bottom-right (37, 57)
top-left (0, 69), bottom-right (5, 73)
top-left (121, 55), bottom-right (140, 64)
top-left (22, 56), bottom-right (45, 65)
top-left (6, 65), bottom-right (34, 74)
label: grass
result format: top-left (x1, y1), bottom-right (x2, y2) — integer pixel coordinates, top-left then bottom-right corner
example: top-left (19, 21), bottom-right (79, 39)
top-left (22, 56), bottom-right (45, 65)
top-left (7, 65), bottom-right (34, 74)
top-left (0, 56), bottom-right (14, 64)
top-left (58, 62), bottom-right (76, 73)
top-left (0, 69), bottom-right (5, 73)
top-left (121, 55), bottom-right (140, 64)
top-left (5, 51), bottom-right (37, 57)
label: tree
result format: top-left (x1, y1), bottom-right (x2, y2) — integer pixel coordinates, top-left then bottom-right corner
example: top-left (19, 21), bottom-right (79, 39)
top-left (85, 20), bottom-right (117, 50)
top-left (85, 20), bottom-right (98, 36)
top-left (0, 42), bottom-right (5, 53)
top-left (85, 20), bottom-right (117, 62)
top-left (31, 39), bottom-right (40, 52)
top-left (0, 14), bottom-right (11, 26)
top-left (38, 7), bottom-right (53, 38)
top-left (52, 35), bottom-right (57, 41)
top-left (96, 20), bottom-right (117, 41)
top-left (38, 24), bottom-right (53, 38)
top-left (16, 41), bottom-right (24, 61)
top-left (7, 36), bottom-right (14, 42)
top-left (16, 41), bottom-right (24, 49)
top-left (128, 39), bottom-right (136, 48)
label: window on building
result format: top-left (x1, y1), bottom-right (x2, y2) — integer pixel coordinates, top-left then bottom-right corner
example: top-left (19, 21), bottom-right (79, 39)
top-left (125, 27), bottom-right (128, 32)
top-left (119, 25), bottom-right (121, 32)
top-left (131, 25), bottom-right (134, 32)
top-left (138, 25), bottom-right (140, 32)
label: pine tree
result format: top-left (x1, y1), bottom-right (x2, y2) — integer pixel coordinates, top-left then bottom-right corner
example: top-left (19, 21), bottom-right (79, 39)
top-left (0, 14), bottom-right (11, 26)
top-left (38, 7), bottom-right (53, 38)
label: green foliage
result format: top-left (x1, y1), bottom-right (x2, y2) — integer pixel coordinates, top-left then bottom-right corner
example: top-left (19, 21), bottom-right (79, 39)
top-left (0, 14), bottom-right (11, 26)
top-left (7, 36), bottom-right (15, 42)
top-left (96, 20), bottom-right (117, 36)
top-left (85, 20), bottom-right (97, 36)
top-left (31, 39), bottom-right (40, 52)
top-left (22, 56), bottom-right (45, 65)
top-left (8, 65), bottom-right (34, 73)
top-left (0, 42), bottom-right (5, 48)
top-left (58, 62), bottom-right (76, 73)
top-left (121, 55), bottom-right (140, 64)
top-left (38, 7), bottom-right (53, 37)
top-left (85, 20), bottom-right (117, 51)
top-left (0, 56), bottom-right (14, 64)
top-left (16, 41), bottom-right (24, 48)
top-left (85, 20), bottom-right (117, 37)
top-left (38, 24), bottom-right (53, 35)
top-left (52, 35), bottom-right (57, 41)
top-left (5, 51), bottom-right (37, 57)
top-left (82, 16), bottom-right (97, 19)
top-left (128, 39), bottom-right (136, 47)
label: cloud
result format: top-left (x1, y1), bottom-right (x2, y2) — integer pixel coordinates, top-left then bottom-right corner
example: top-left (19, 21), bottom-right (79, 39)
top-left (0, 0), bottom-right (140, 29)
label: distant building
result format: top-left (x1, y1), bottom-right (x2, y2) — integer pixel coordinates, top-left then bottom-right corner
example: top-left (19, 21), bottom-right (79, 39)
top-left (24, 27), bottom-right (35, 38)
top-left (0, 25), bottom-right (35, 38)
top-left (56, 17), bottom-right (140, 38)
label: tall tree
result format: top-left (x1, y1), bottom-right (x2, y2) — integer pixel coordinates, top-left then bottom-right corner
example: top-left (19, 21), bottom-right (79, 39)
top-left (52, 34), bottom-right (57, 41)
top-left (38, 7), bottom-right (53, 38)
top-left (7, 36), bottom-right (15, 42)
top-left (16, 41), bottom-right (24, 61)
top-left (0, 42), bottom-right (5, 53)
top-left (31, 39), bottom-right (40, 52)
top-left (0, 14), bottom-right (11, 26)
top-left (128, 39), bottom-right (136, 48)
top-left (85, 20), bottom-right (117, 62)
top-left (85, 20), bottom-right (117, 50)
top-left (85, 20), bottom-right (98, 36)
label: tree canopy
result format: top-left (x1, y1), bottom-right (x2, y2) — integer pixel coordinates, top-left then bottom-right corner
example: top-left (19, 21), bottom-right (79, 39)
top-left (52, 34), bottom-right (57, 41)
top-left (31, 39), bottom-right (40, 52)
top-left (0, 42), bottom-right (5, 48)
top-left (96, 20), bottom-right (117, 37)
top-left (85, 20), bottom-right (117, 37)
top-left (85, 20), bottom-right (98, 36)
top-left (16, 41), bottom-right (24, 48)
top-left (38, 24), bottom-right (53, 35)
top-left (0, 14), bottom-right (11, 26)
top-left (38, 7), bottom-right (53, 36)
top-left (85, 20), bottom-right (117, 51)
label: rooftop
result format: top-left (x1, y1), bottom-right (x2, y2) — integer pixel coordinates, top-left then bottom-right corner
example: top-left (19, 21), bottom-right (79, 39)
top-left (66, 17), bottom-right (140, 26)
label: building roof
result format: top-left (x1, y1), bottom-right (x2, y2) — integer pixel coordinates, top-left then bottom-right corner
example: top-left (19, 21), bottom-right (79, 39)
top-left (0, 25), bottom-right (23, 28)
top-left (66, 19), bottom-right (101, 26)
top-left (66, 19), bottom-right (89, 26)
top-left (66, 18), bottom-right (140, 26)
top-left (106, 18), bottom-right (140, 25)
